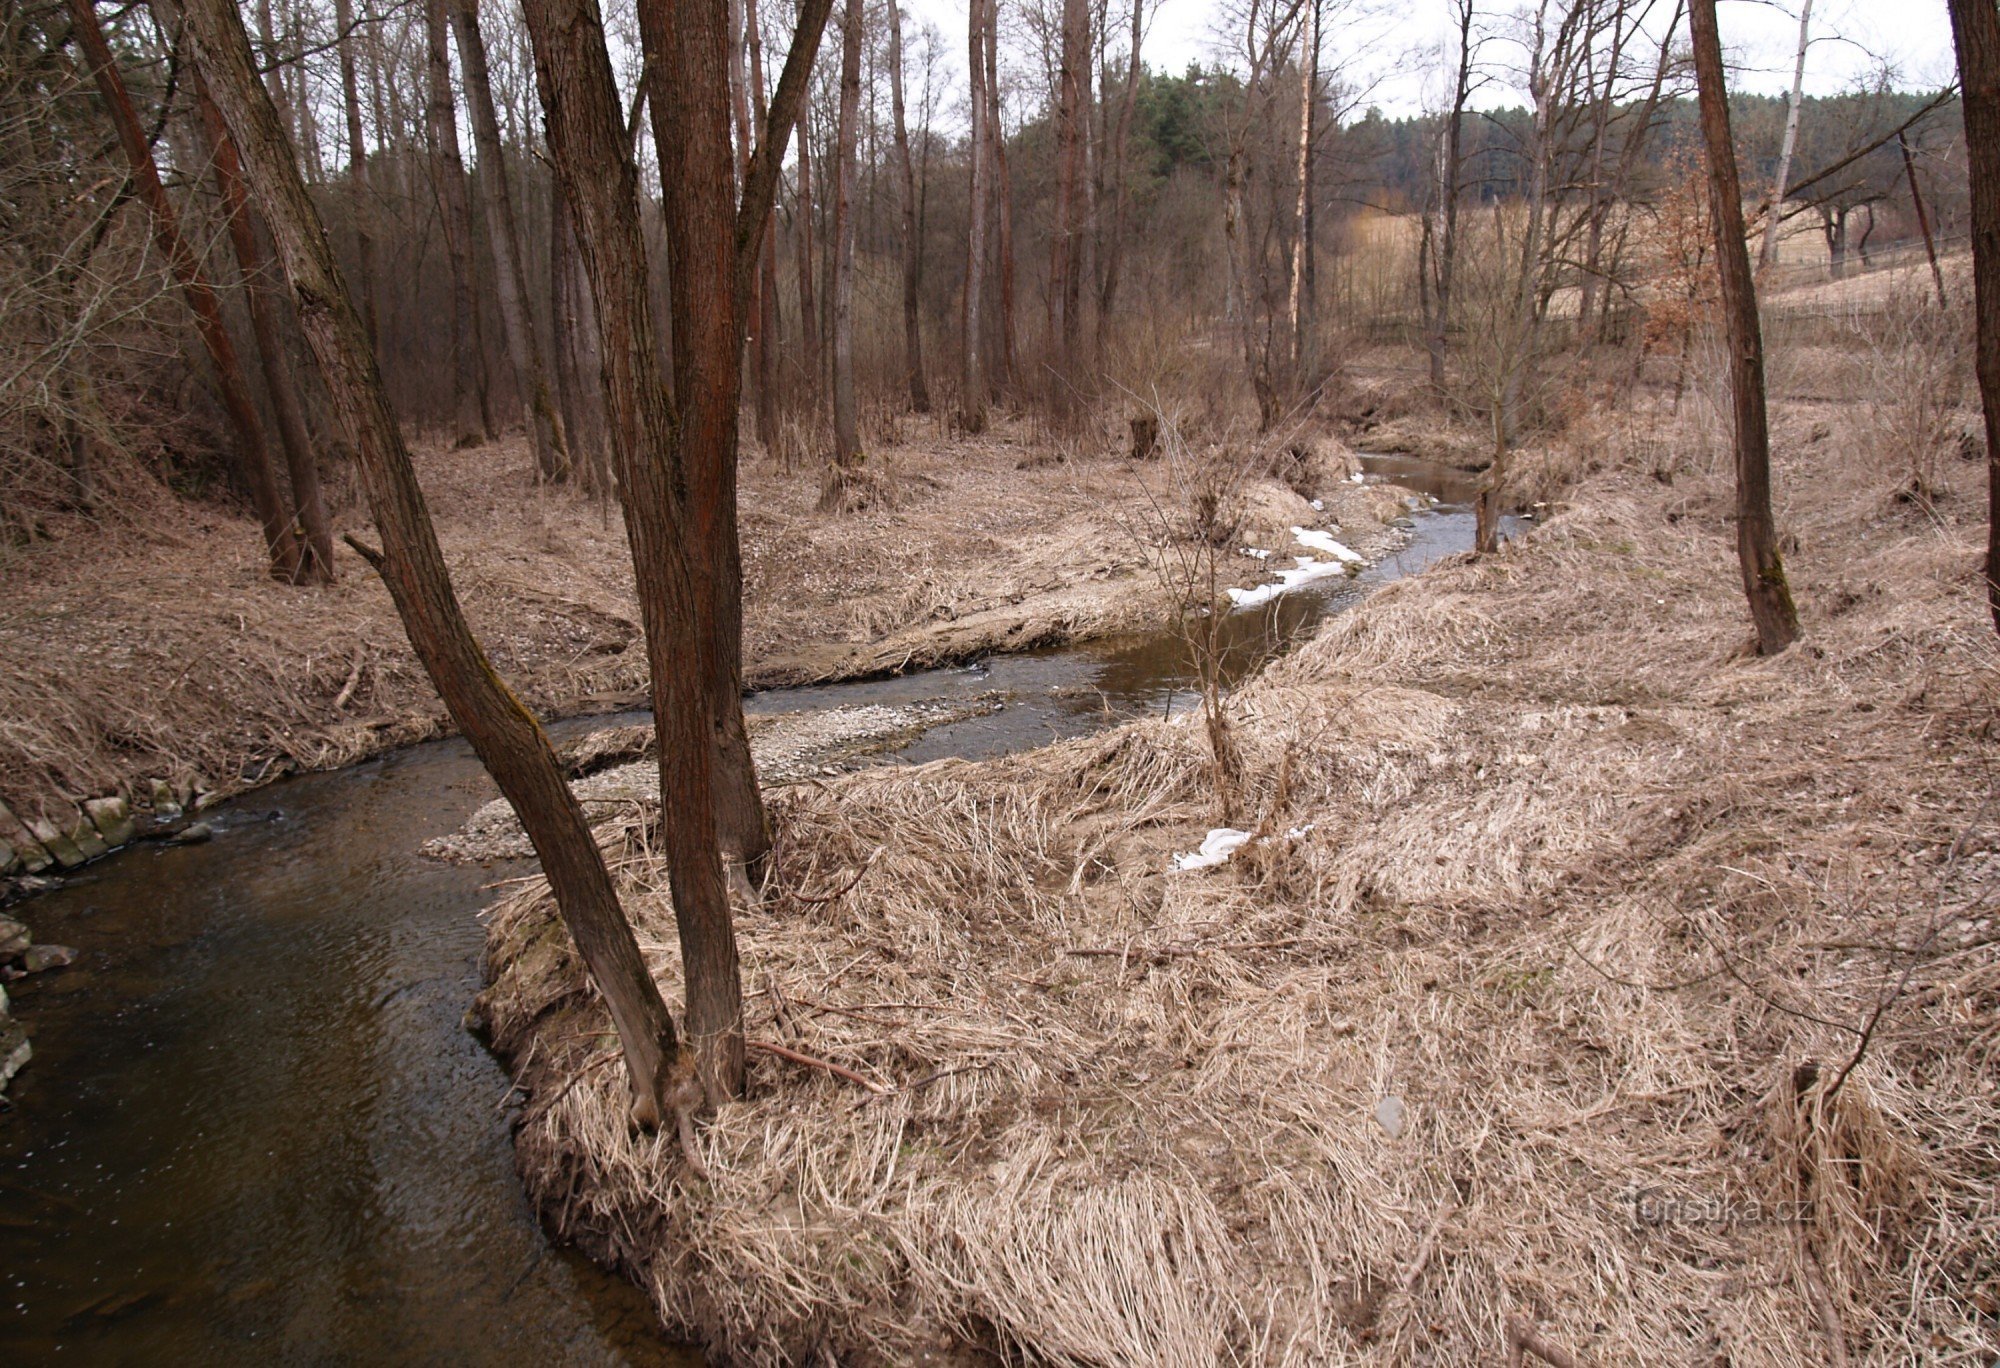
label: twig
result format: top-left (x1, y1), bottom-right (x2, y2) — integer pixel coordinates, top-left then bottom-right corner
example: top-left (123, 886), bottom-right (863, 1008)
top-left (333, 646), bottom-right (366, 711)
top-left (748, 1038), bottom-right (892, 1094)
top-left (1505, 1317), bottom-right (1589, 1368)
top-left (790, 845), bottom-right (884, 906)
top-left (341, 532), bottom-right (385, 569)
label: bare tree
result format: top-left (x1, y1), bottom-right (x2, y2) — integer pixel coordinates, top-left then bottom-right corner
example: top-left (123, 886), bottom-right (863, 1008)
top-left (1418, 0), bottom-right (1475, 394)
top-left (826, 0), bottom-right (863, 478)
top-left (332, 0), bottom-right (379, 346)
top-left (886, 0), bottom-right (931, 411)
top-left (67, 0), bottom-right (302, 582)
top-left (180, 0), bottom-right (695, 1130)
top-left (194, 81), bottom-right (337, 581)
top-left (451, 0), bottom-right (570, 482)
top-left (1094, 0), bottom-right (1144, 356)
top-left (962, 0), bottom-right (992, 431)
top-left (1049, 0), bottom-right (1090, 410)
top-left (423, 0), bottom-right (490, 446)
top-left (1947, 0), bottom-right (2000, 635)
top-left (1757, 0), bottom-right (1812, 271)
top-left (1690, 0), bottom-right (1800, 653)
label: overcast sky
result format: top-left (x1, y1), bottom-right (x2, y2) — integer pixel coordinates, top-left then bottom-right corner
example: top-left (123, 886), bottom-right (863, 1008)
top-left (897, 0), bottom-right (1956, 122)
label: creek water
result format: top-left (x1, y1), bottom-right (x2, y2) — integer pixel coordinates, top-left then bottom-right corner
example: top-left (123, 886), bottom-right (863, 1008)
top-left (0, 453), bottom-right (1500, 1363)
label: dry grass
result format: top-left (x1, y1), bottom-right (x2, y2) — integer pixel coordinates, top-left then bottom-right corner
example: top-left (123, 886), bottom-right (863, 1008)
top-left (0, 417), bottom-right (1370, 825)
top-left (483, 387), bottom-right (2000, 1365)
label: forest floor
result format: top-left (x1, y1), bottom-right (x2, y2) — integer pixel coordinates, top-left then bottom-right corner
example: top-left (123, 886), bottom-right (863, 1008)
top-left (0, 412), bottom-right (1391, 837)
top-left (480, 384), bottom-right (2000, 1365)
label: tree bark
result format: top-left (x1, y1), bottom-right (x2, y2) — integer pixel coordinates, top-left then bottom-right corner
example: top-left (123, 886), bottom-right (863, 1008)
top-left (1758, 0), bottom-right (1812, 272)
top-left (195, 80), bottom-right (337, 582)
top-left (746, 0), bottom-right (785, 443)
top-left (796, 91), bottom-right (822, 409)
top-left (1050, 0), bottom-right (1089, 411)
top-left (1095, 0), bottom-right (1143, 357)
top-left (69, 0), bottom-right (301, 582)
top-left (1690, 0), bottom-right (1800, 653)
top-left (452, 0), bottom-right (571, 482)
top-left (332, 0), bottom-right (379, 347)
top-left (635, 0), bottom-right (780, 890)
top-left (179, 0), bottom-right (691, 1129)
top-left (523, 0), bottom-right (743, 1104)
top-left (886, 0), bottom-right (931, 412)
top-left (424, 0), bottom-right (489, 447)
top-left (1947, 0), bottom-right (2000, 635)
top-left (961, 0), bottom-right (990, 431)
top-left (1286, 0), bottom-right (1319, 397)
top-left (987, 4), bottom-right (1016, 393)
top-left (827, 0), bottom-right (863, 470)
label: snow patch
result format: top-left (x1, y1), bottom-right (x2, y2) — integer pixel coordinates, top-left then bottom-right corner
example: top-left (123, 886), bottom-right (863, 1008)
top-left (1226, 556), bottom-right (1348, 609)
top-left (1292, 526), bottom-right (1364, 563)
top-left (1172, 827), bottom-right (1254, 871)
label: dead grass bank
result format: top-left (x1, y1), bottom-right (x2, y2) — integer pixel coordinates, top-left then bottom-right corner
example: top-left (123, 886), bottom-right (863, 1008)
top-left (484, 396), bottom-right (1999, 1366)
top-left (0, 416), bottom-right (1370, 825)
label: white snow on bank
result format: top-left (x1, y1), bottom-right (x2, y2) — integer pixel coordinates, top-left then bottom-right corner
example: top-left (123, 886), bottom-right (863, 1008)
top-left (1291, 526), bottom-right (1364, 563)
top-left (1227, 557), bottom-right (1348, 609)
top-left (1226, 526), bottom-right (1364, 610)
top-left (1172, 828), bottom-right (1254, 870)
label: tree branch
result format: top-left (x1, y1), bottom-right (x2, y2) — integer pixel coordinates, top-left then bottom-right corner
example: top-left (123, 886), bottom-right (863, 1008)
top-left (733, 0), bottom-right (835, 331)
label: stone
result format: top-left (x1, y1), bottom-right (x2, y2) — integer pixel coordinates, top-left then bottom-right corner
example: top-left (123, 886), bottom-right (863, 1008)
top-left (26, 818), bottom-right (86, 870)
top-left (0, 840), bottom-right (13, 875)
top-left (149, 778), bottom-right (182, 818)
top-left (84, 796), bottom-right (135, 848)
top-left (0, 800), bottom-right (51, 874)
top-left (21, 945), bottom-right (75, 973)
top-left (0, 1022), bottom-right (29, 1093)
top-left (0, 916), bottom-right (27, 959)
top-left (0, 979), bottom-right (9, 1014)
top-left (1374, 1095), bottom-right (1408, 1140)
top-left (65, 810), bottom-right (109, 861)
top-left (172, 821), bottom-right (214, 845)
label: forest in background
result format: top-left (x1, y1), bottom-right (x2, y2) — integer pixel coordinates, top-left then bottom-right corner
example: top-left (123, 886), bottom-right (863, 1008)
top-left (0, 0), bottom-right (1969, 546)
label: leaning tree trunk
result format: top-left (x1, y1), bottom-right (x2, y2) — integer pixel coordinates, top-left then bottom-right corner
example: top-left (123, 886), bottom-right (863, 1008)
top-left (69, 0), bottom-right (300, 581)
top-left (1690, 0), bottom-right (1800, 654)
top-left (452, 0), bottom-right (571, 483)
top-left (196, 81), bottom-right (337, 582)
top-left (825, 0), bottom-right (863, 476)
top-left (1758, 0), bottom-right (1812, 272)
top-left (1948, 0), bottom-right (2000, 636)
top-left (886, 0), bottom-right (930, 413)
top-left (179, 0), bottom-right (692, 1130)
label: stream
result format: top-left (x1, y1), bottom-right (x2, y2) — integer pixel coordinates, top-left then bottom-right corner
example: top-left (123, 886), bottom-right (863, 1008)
top-left (0, 453), bottom-right (1503, 1363)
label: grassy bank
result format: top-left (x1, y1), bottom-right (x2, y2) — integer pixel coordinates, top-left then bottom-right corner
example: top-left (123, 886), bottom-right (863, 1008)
top-left (482, 395), bottom-right (1999, 1365)
top-left (0, 416), bottom-right (1382, 830)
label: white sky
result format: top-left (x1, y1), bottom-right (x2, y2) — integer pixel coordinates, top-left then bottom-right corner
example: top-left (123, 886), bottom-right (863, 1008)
top-left (898, 0), bottom-right (1955, 121)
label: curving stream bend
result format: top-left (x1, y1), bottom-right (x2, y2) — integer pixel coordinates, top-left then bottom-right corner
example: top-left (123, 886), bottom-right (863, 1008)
top-left (0, 454), bottom-right (1505, 1362)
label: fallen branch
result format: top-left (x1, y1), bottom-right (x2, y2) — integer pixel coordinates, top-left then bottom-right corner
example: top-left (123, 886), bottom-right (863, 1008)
top-left (1506, 1317), bottom-right (1588, 1368)
top-left (748, 1038), bottom-right (892, 1094)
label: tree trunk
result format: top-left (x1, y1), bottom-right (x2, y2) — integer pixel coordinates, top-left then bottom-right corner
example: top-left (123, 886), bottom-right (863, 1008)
top-left (1050, 0), bottom-right (1089, 412)
top-left (1286, 0), bottom-right (1319, 397)
top-left (1690, 0), bottom-right (1800, 654)
top-left (961, 0), bottom-right (990, 431)
top-left (452, 0), bottom-right (571, 482)
top-left (69, 0), bottom-right (301, 581)
top-left (424, 0), bottom-right (488, 447)
top-left (1947, 0), bottom-right (2000, 635)
top-left (886, 0), bottom-right (930, 412)
top-left (1095, 0), bottom-right (1143, 357)
top-left (196, 81), bottom-right (337, 582)
top-left (796, 93), bottom-right (822, 410)
top-left (332, 0), bottom-right (379, 347)
top-left (635, 0), bottom-right (776, 893)
top-left (1758, 0), bottom-right (1812, 272)
top-left (746, 0), bottom-right (784, 443)
top-left (988, 4), bottom-right (1016, 394)
top-left (180, 0), bottom-right (692, 1129)
top-left (827, 0), bottom-right (863, 471)
top-left (525, 0), bottom-right (746, 1104)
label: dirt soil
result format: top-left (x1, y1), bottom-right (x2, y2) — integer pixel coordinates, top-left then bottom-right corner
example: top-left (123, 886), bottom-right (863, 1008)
top-left (480, 393), bottom-right (1999, 1366)
top-left (0, 415), bottom-right (1388, 830)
